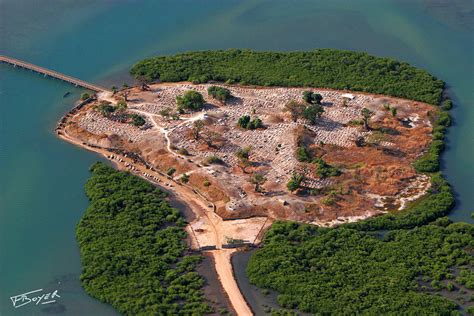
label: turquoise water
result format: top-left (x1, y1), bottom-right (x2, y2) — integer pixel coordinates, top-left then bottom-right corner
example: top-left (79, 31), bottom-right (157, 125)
top-left (1, 0), bottom-right (472, 314)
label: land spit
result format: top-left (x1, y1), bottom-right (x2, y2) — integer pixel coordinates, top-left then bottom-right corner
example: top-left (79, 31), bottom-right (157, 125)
top-left (57, 82), bottom-right (436, 315)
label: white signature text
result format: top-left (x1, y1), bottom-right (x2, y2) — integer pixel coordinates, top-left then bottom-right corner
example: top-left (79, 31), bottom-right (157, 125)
top-left (10, 288), bottom-right (60, 308)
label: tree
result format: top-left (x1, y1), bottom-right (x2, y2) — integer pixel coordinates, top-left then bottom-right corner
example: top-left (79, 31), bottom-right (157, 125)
top-left (137, 75), bottom-right (150, 91)
top-left (204, 131), bottom-right (222, 148)
top-left (111, 86), bottom-right (118, 95)
top-left (287, 173), bottom-right (304, 192)
top-left (361, 108), bottom-right (375, 130)
top-left (284, 100), bottom-right (306, 122)
top-left (116, 99), bottom-right (128, 112)
top-left (303, 91), bottom-right (323, 104)
top-left (122, 90), bottom-right (129, 101)
top-left (166, 167), bottom-right (176, 176)
top-left (208, 86), bottom-right (232, 103)
top-left (192, 120), bottom-right (205, 140)
top-left (159, 108), bottom-right (172, 120)
top-left (130, 114), bottom-right (145, 126)
top-left (239, 115), bottom-right (263, 130)
top-left (97, 102), bottom-right (115, 117)
top-left (180, 173), bottom-right (190, 183)
top-left (391, 107), bottom-right (397, 117)
top-left (303, 104), bottom-right (324, 124)
top-left (176, 90), bottom-right (205, 113)
top-left (250, 173), bottom-right (267, 192)
top-left (314, 158), bottom-right (341, 178)
top-left (237, 115), bottom-right (251, 128)
top-left (81, 92), bottom-right (90, 100)
top-left (235, 146), bottom-right (252, 172)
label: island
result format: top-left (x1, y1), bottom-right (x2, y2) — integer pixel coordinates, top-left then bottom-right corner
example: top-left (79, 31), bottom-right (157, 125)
top-left (56, 50), bottom-right (473, 315)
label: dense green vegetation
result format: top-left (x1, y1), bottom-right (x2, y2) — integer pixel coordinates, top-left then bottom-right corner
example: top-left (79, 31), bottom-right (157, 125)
top-left (131, 49), bottom-right (444, 104)
top-left (76, 163), bottom-right (210, 315)
top-left (176, 90), bottom-right (205, 113)
top-left (414, 109), bottom-right (451, 173)
top-left (247, 220), bottom-right (474, 315)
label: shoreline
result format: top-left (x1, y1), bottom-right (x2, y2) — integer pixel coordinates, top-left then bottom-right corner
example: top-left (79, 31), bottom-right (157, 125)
top-left (56, 110), bottom-right (254, 315)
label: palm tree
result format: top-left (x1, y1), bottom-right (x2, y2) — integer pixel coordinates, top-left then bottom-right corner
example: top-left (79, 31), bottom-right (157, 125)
top-left (361, 108), bottom-right (374, 130)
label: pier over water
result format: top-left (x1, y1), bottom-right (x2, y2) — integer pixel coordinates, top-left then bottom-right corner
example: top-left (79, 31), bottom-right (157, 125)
top-left (0, 55), bottom-right (110, 93)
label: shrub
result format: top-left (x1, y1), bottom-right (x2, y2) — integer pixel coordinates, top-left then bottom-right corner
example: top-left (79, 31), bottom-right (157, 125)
top-left (287, 174), bottom-right (304, 192)
top-left (314, 158), bottom-right (341, 178)
top-left (436, 112), bottom-right (451, 127)
top-left (441, 99), bottom-right (453, 111)
top-left (296, 146), bottom-right (311, 162)
top-left (130, 114), bottom-right (145, 126)
top-left (205, 155), bottom-right (223, 165)
top-left (166, 167), bottom-right (176, 176)
top-left (302, 91), bottom-right (323, 104)
top-left (303, 104), bottom-right (324, 124)
top-left (178, 148), bottom-right (189, 155)
top-left (176, 90), bottom-right (204, 113)
top-left (237, 115), bottom-right (264, 129)
top-left (208, 86), bottom-right (232, 102)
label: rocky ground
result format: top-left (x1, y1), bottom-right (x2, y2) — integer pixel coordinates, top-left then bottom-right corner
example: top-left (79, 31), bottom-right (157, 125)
top-left (65, 82), bottom-right (435, 226)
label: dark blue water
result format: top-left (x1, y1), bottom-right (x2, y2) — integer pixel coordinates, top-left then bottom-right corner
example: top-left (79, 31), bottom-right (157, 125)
top-left (1, 1), bottom-right (472, 314)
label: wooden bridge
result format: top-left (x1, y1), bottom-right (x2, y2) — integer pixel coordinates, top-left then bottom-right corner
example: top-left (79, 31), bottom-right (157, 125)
top-left (0, 55), bottom-right (110, 93)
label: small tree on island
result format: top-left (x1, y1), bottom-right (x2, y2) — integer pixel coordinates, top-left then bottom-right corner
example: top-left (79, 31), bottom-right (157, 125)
top-left (159, 107), bottom-right (172, 120)
top-left (361, 108), bottom-right (375, 130)
top-left (287, 173), bottom-right (304, 192)
top-left (180, 173), bottom-right (190, 183)
top-left (303, 104), bottom-right (324, 125)
top-left (116, 99), bottom-right (127, 112)
top-left (137, 75), bottom-right (150, 91)
top-left (192, 120), bottom-right (205, 140)
top-left (208, 86), bottom-right (232, 103)
top-left (235, 146), bottom-right (252, 173)
top-left (284, 100), bottom-right (306, 122)
top-left (176, 90), bottom-right (205, 113)
top-left (250, 173), bottom-right (266, 193)
top-left (303, 91), bottom-right (323, 105)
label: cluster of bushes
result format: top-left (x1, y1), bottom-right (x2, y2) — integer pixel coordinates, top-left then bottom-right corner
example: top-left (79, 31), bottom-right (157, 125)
top-left (77, 163), bottom-right (211, 315)
top-left (95, 101), bottom-right (146, 127)
top-left (207, 86), bottom-right (232, 103)
top-left (130, 49), bottom-right (444, 104)
top-left (247, 220), bottom-right (474, 315)
top-left (237, 115), bottom-right (264, 130)
top-left (176, 90), bottom-right (205, 113)
top-left (314, 158), bottom-right (341, 178)
top-left (285, 99), bottom-right (324, 125)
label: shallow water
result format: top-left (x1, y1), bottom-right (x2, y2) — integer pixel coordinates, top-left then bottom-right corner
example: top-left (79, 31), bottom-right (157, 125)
top-left (1, 0), bottom-right (472, 314)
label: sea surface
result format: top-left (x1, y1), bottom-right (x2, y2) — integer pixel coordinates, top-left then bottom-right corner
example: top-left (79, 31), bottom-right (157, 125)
top-left (1, 0), bottom-right (472, 314)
